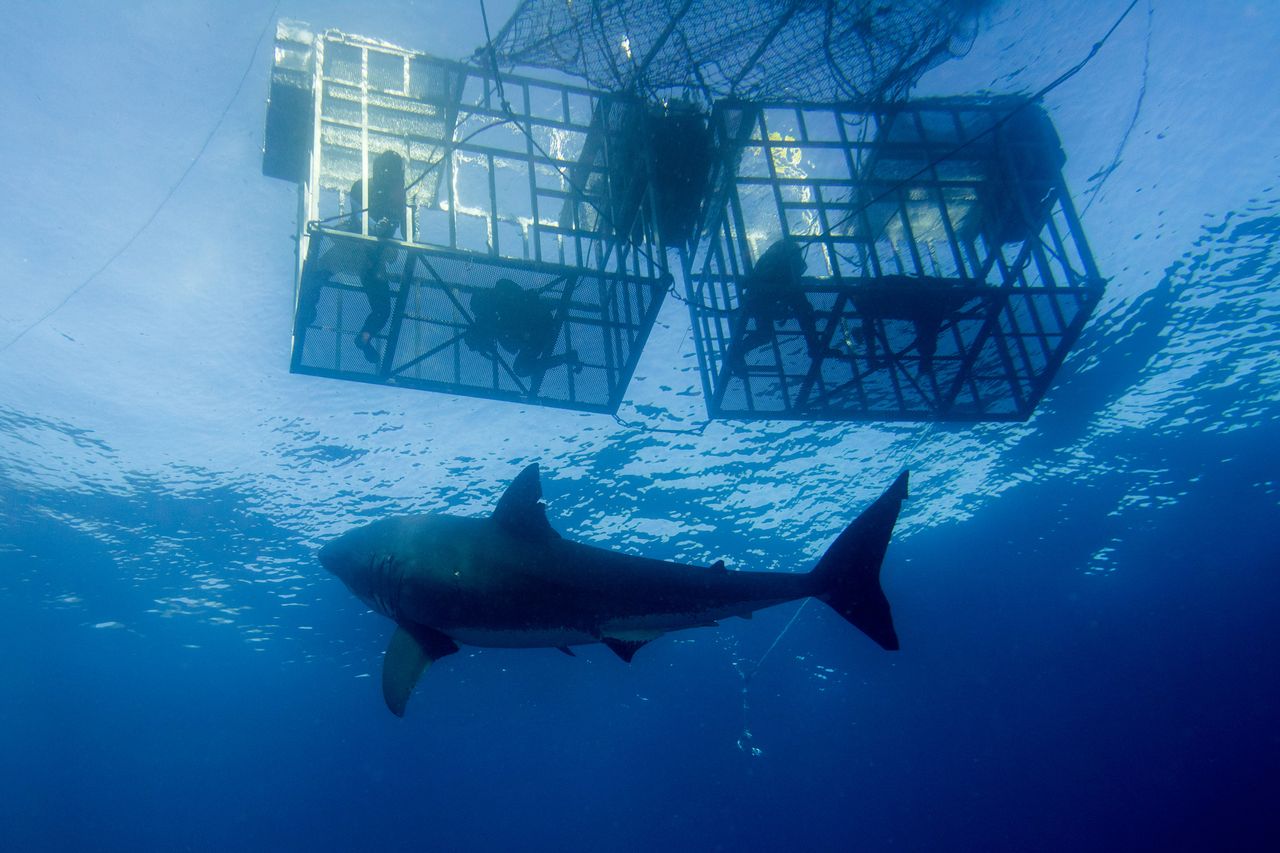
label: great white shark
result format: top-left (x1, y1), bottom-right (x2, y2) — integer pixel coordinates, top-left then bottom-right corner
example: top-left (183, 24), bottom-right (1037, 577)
top-left (320, 463), bottom-right (908, 716)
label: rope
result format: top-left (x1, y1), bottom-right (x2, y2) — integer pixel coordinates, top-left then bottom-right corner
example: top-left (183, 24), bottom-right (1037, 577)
top-left (734, 411), bottom-right (935, 753)
top-left (742, 597), bottom-right (810, 684)
top-left (479, 0), bottom-right (513, 113)
top-left (827, 0), bottom-right (1142, 237)
top-left (474, 0), bottom-right (671, 283)
top-left (0, 1), bottom-right (283, 356)
top-left (1081, 0), bottom-right (1153, 218)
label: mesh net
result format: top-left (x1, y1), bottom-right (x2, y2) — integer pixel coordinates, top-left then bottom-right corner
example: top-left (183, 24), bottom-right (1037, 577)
top-left (491, 0), bottom-right (986, 104)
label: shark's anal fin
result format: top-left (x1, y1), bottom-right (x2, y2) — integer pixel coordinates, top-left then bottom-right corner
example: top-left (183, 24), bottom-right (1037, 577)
top-left (556, 645), bottom-right (576, 657)
top-left (602, 637), bottom-right (649, 663)
top-left (492, 463), bottom-right (561, 540)
top-left (382, 624), bottom-right (459, 717)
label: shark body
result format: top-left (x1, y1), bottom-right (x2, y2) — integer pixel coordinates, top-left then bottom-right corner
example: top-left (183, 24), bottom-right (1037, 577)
top-left (320, 463), bottom-right (908, 716)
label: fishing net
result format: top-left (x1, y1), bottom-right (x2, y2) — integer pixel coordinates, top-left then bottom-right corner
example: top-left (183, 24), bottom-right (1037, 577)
top-left (489, 0), bottom-right (987, 103)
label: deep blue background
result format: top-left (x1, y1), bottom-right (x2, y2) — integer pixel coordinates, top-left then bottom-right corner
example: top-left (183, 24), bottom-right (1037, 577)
top-left (5, 422), bottom-right (1277, 851)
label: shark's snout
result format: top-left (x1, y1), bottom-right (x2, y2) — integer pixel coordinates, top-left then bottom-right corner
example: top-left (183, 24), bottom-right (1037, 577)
top-left (317, 522), bottom-right (412, 624)
top-left (317, 538), bottom-right (340, 573)
top-left (318, 531), bottom-right (362, 579)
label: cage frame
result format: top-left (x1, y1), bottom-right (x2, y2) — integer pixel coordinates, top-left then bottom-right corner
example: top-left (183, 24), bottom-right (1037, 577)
top-left (266, 22), bottom-right (671, 413)
top-left (681, 96), bottom-right (1106, 422)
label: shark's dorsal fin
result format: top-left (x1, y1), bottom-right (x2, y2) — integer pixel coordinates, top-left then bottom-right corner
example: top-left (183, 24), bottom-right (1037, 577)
top-left (710, 559), bottom-right (726, 573)
top-left (382, 624), bottom-right (459, 717)
top-left (493, 463), bottom-right (561, 540)
top-left (602, 636), bottom-right (649, 663)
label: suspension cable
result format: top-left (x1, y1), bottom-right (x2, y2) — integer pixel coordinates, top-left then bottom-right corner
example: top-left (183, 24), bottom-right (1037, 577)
top-left (827, 0), bottom-right (1142, 237)
top-left (0, 1), bottom-right (283, 356)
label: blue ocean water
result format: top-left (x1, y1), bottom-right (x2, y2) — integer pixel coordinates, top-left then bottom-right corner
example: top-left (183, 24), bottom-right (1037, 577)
top-left (1, 2), bottom-right (1277, 851)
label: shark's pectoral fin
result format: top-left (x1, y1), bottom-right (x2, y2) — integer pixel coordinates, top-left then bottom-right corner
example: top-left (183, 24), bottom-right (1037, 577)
top-left (556, 645), bottom-right (576, 657)
top-left (601, 636), bottom-right (649, 663)
top-left (382, 624), bottom-right (459, 717)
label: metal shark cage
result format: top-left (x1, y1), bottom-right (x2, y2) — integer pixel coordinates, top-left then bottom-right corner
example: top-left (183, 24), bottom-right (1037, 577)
top-left (262, 21), bottom-right (669, 412)
top-left (682, 97), bottom-right (1105, 422)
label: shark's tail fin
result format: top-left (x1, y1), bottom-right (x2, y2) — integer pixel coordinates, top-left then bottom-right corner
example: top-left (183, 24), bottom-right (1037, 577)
top-left (811, 471), bottom-right (909, 651)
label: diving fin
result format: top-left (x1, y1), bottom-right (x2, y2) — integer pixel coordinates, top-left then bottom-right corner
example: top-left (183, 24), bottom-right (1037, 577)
top-left (382, 624), bottom-right (459, 717)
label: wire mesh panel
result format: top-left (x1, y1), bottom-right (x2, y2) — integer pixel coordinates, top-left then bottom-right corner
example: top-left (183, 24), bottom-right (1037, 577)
top-left (263, 22), bottom-right (670, 411)
top-left (684, 97), bottom-right (1105, 422)
top-left (492, 0), bottom-right (986, 104)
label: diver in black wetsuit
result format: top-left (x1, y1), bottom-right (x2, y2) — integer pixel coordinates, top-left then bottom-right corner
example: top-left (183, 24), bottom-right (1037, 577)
top-left (295, 151), bottom-right (408, 366)
top-left (728, 239), bottom-right (829, 375)
top-left (352, 151), bottom-right (407, 364)
top-left (465, 278), bottom-right (582, 377)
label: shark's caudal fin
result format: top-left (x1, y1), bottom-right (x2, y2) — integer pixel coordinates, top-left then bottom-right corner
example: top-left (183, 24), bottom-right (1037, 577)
top-left (811, 471), bottom-right (909, 651)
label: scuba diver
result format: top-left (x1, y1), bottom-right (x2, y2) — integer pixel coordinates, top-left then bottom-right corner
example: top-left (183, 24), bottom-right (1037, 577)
top-left (352, 151), bottom-right (407, 364)
top-left (464, 278), bottom-right (582, 377)
top-left (728, 238), bottom-right (830, 375)
top-left (295, 151), bottom-right (407, 366)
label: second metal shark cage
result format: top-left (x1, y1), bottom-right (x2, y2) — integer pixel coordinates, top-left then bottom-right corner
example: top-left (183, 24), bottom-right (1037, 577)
top-left (682, 97), bottom-right (1105, 422)
top-left (263, 21), bottom-right (669, 412)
